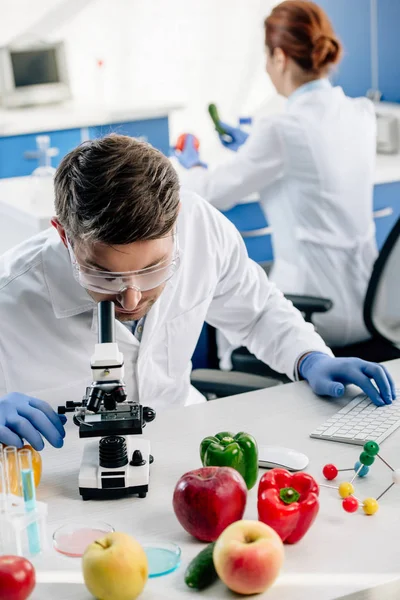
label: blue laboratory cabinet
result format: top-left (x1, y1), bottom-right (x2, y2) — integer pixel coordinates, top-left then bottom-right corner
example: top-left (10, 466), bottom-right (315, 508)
top-left (0, 116), bottom-right (170, 179)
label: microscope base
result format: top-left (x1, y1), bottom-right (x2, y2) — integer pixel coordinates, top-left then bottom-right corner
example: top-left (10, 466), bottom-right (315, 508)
top-left (79, 484), bottom-right (149, 501)
top-left (78, 436), bottom-right (151, 501)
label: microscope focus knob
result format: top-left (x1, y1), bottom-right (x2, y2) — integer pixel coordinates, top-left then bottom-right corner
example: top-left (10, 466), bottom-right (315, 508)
top-left (143, 406), bottom-right (156, 423)
top-left (130, 450), bottom-right (146, 467)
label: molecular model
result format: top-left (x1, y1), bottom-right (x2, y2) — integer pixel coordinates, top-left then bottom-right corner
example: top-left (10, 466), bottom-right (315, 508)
top-left (321, 441), bottom-right (400, 516)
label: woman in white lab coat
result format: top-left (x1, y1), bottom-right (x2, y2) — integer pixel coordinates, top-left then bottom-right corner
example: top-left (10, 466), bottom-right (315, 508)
top-left (176, 0), bottom-right (377, 350)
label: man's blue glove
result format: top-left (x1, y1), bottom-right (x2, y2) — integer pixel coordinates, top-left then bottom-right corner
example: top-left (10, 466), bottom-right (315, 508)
top-left (173, 134), bottom-right (207, 169)
top-left (0, 393), bottom-right (67, 450)
top-left (299, 353), bottom-right (396, 407)
top-left (217, 122), bottom-right (249, 152)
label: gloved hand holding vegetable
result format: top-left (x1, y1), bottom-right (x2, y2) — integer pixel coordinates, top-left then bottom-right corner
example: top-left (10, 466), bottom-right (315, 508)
top-left (216, 122), bottom-right (249, 152)
top-left (200, 431), bottom-right (258, 489)
top-left (173, 133), bottom-right (207, 169)
top-left (0, 392), bottom-right (67, 450)
top-left (208, 104), bottom-right (249, 151)
top-left (299, 352), bottom-right (396, 407)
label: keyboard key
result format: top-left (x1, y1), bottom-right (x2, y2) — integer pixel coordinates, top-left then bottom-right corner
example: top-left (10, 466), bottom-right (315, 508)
top-left (323, 426), bottom-right (341, 436)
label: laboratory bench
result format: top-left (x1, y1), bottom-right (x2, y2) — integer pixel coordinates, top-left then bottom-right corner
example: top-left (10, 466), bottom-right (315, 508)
top-left (0, 103), bottom-right (178, 178)
top-left (30, 359), bottom-right (400, 600)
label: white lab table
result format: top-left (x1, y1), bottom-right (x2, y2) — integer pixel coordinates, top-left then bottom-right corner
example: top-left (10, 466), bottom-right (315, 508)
top-left (30, 359), bottom-right (400, 600)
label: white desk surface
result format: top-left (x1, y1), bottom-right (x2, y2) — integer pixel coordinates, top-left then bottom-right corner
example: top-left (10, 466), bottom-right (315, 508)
top-left (0, 177), bottom-right (53, 224)
top-left (0, 103), bottom-right (180, 138)
top-left (30, 359), bottom-right (400, 600)
top-left (374, 154), bottom-right (400, 185)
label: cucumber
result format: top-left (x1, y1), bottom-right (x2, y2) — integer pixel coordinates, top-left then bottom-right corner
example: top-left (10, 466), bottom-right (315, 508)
top-left (208, 103), bottom-right (228, 136)
top-left (184, 542), bottom-right (218, 590)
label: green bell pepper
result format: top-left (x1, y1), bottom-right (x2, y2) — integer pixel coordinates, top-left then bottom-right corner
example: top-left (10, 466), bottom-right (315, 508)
top-left (200, 431), bottom-right (258, 489)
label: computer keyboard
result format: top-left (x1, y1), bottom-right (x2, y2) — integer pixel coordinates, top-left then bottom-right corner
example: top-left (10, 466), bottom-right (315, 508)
top-left (310, 390), bottom-right (400, 445)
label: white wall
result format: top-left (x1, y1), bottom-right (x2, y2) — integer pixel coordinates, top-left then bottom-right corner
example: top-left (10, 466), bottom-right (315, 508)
top-left (0, 0), bottom-right (283, 158)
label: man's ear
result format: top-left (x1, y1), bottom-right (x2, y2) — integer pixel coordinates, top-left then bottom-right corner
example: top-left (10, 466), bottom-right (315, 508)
top-left (51, 217), bottom-right (68, 248)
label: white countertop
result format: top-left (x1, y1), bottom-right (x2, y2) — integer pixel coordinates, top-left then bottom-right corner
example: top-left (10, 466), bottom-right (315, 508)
top-left (28, 359), bottom-right (400, 600)
top-left (0, 103), bottom-right (181, 138)
top-left (374, 153), bottom-right (400, 185)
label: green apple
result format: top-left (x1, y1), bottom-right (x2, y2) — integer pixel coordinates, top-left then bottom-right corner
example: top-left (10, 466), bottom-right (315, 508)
top-left (82, 532), bottom-right (148, 600)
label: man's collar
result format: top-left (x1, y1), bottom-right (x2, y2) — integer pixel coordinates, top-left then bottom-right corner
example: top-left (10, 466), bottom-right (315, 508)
top-left (43, 230), bottom-right (95, 319)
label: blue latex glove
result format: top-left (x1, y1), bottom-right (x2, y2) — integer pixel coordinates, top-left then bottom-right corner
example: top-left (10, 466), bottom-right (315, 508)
top-left (173, 134), bottom-right (207, 170)
top-left (218, 121), bottom-right (249, 152)
top-left (299, 352), bottom-right (396, 407)
top-left (0, 393), bottom-right (67, 450)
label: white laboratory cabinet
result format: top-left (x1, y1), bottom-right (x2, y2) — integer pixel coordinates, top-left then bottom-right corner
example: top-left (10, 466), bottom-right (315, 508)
top-left (0, 177), bottom-right (52, 255)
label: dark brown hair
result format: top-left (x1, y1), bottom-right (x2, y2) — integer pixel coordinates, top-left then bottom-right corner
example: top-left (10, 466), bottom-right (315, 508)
top-left (54, 134), bottom-right (180, 245)
top-left (265, 0), bottom-right (342, 75)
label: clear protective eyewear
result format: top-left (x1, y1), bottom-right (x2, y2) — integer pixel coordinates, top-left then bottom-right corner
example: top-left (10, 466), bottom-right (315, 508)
top-left (67, 232), bottom-right (181, 295)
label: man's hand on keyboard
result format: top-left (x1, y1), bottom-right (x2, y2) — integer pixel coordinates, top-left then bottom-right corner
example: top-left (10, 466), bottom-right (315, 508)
top-left (299, 353), bottom-right (396, 406)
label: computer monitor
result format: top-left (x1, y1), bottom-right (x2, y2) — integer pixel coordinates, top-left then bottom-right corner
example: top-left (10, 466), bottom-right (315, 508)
top-left (0, 41), bottom-right (71, 108)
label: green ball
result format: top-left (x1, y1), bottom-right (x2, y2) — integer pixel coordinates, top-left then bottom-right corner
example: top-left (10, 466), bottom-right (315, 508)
top-left (364, 441), bottom-right (380, 456)
top-left (359, 451), bottom-right (375, 466)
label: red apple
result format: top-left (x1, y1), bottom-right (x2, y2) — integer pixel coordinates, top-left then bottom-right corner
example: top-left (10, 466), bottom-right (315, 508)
top-left (0, 556), bottom-right (36, 600)
top-left (173, 467), bottom-right (247, 542)
top-left (213, 520), bottom-right (284, 595)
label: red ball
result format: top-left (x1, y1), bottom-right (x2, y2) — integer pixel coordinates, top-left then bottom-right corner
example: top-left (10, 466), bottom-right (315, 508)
top-left (343, 496), bottom-right (359, 513)
top-left (323, 464), bottom-right (338, 481)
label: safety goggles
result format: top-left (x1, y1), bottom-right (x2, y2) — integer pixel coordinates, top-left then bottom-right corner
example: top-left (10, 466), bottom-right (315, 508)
top-left (67, 232), bottom-right (181, 295)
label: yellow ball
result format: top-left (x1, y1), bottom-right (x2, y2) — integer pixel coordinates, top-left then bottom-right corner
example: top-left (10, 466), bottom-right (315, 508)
top-left (363, 498), bottom-right (379, 515)
top-left (339, 482), bottom-right (355, 499)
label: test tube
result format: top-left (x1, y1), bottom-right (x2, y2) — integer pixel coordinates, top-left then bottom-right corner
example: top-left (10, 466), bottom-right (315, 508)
top-left (4, 446), bottom-right (20, 498)
top-left (18, 448), bottom-right (41, 555)
top-left (0, 450), bottom-right (6, 513)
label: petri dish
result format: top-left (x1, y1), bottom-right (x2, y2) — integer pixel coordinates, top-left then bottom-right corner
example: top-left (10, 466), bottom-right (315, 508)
top-left (53, 521), bottom-right (114, 557)
top-left (143, 542), bottom-right (181, 578)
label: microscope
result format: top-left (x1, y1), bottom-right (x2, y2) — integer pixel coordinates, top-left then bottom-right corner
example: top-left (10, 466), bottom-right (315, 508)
top-left (58, 301), bottom-right (155, 500)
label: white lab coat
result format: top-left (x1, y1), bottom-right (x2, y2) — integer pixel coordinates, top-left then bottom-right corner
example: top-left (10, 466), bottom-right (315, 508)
top-left (182, 82), bottom-right (378, 348)
top-left (0, 190), bottom-right (331, 413)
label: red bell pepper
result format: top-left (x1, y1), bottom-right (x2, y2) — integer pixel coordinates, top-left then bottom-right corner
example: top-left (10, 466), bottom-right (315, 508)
top-left (257, 468), bottom-right (319, 544)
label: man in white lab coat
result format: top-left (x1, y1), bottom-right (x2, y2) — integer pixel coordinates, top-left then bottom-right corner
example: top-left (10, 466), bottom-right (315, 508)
top-left (0, 135), bottom-right (394, 451)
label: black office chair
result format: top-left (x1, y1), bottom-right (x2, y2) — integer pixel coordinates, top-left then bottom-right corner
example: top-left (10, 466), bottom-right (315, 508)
top-left (191, 217), bottom-right (400, 397)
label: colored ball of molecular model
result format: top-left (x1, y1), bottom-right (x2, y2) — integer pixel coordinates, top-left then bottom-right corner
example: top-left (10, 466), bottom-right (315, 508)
top-left (363, 498), bottom-right (379, 516)
top-left (322, 464), bottom-right (338, 480)
top-left (342, 497), bottom-right (359, 513)
top-left (359, 451), bottom-right (375, 466)
top-left (339, 482), bottom-right (354, 498)
top-left (363, 441), bottom-right (379, 456)
top-left (354, 461), bottom-right (369, 478)
top-left (321, 440), bottom-right (398, 516)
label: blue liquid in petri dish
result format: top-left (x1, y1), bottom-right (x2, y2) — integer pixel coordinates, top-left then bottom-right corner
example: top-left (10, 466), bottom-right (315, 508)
top-left (144, 544), bottom-right (181, 578)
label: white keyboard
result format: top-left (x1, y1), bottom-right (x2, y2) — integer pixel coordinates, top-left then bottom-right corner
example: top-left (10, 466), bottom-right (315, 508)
top-left (310, 390), bottom-right (400, 445)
